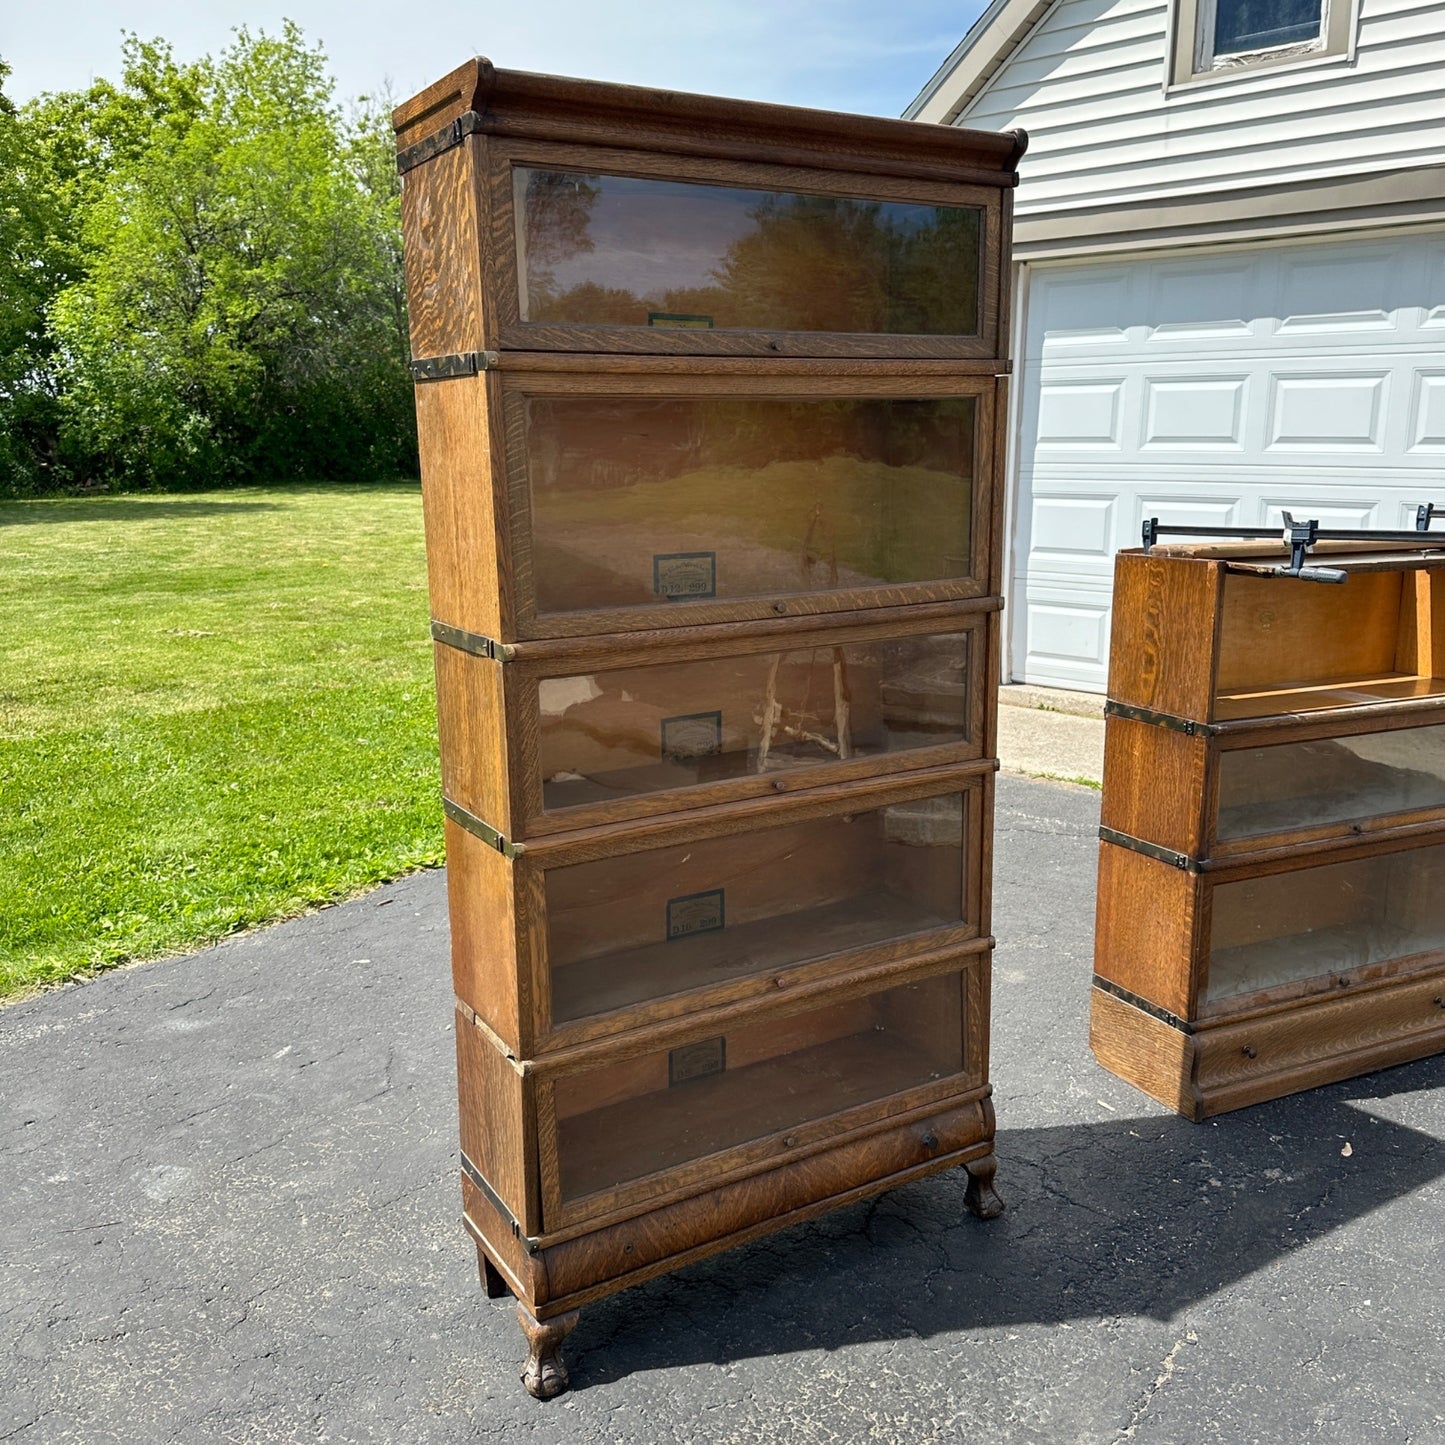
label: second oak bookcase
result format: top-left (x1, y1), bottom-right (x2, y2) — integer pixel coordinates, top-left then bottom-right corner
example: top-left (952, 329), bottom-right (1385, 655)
top-left (1093, 543), bottom-right (1445, 1120)
top-left (394, 58), bottom-right (1024, 1397)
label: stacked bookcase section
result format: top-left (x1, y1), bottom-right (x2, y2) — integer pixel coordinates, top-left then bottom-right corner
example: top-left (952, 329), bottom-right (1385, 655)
top-left (1093, 543), bottom-right (1445, 1121)
top-left (394, 59), bottom-right (1024, 1396)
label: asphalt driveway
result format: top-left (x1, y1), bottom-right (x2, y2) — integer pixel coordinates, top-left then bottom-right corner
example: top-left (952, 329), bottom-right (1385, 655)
top-left (3, 774), bottom-right (1443, 1444)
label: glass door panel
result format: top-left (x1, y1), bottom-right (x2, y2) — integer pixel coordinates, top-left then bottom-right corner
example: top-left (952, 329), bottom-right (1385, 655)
top-left (545, 790), bottom-right (970, 1026)
top-left (514, 167), bottom-right (982, 337)
top-left (1206, 843), bottom-right (1445, 1003)
top-left (551, 970), bottom-right (966, 1203)
top-left (538, 630), bottom-right (972, 813)
top-left (524, 394), bottom-right (977, 617)
top-left (1216, 725), bottom-right (1445, 843)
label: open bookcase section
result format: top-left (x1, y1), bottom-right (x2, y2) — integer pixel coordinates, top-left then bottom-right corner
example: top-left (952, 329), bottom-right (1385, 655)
top-left (538, 630), bottom-right (973, 815)
top-left (545, 790), bottom-right (971, 1026)
top-left (550, 970), bottom-right (968, 1204)
top-left (1214, 566), bottom-right (1445, 720)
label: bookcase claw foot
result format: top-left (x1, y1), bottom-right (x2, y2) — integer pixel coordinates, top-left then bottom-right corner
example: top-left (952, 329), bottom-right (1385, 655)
top-left (963, 1155), bottom-right (1004, 1219)
top-left (518, 1306), bottom-right (579, 1400)
top-left (479, 1249), bottom-right (512, 1300)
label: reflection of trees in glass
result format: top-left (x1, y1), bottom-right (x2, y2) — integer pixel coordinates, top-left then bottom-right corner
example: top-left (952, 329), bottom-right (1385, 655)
top-left (521, 171), bottom-right (598, 313)
top-left (521, 169), bottom-right (979, 336)
top-left (714, 196), bottom-right (977, 334)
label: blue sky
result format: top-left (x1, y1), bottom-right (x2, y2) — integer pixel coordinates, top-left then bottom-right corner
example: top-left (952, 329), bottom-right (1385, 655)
top-left (1, 1), bottom-right (985, 117)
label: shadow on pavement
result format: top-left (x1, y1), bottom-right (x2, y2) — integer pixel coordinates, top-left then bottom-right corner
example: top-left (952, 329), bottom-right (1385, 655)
top-left (565, 1054), bottom-right (1445, 1390)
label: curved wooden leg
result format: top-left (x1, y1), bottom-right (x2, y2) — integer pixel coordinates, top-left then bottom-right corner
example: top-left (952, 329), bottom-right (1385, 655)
top-left (478, 1248), bottom-right (511, 1300)
top-left (517, 1304), bottom-right (579, 1400)
top-left (963, 1153), bottom-right (1005, 1219)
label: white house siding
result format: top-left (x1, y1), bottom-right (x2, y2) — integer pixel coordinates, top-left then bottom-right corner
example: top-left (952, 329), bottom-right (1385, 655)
top-left (1012, 229), bottom-right (1445, 690)
top-left (959, 0), bottom-right (1445, 216)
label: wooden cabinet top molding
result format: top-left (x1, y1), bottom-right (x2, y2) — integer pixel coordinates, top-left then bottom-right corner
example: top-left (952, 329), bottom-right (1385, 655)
top-left (393, 57), bottom-right (1028, 183)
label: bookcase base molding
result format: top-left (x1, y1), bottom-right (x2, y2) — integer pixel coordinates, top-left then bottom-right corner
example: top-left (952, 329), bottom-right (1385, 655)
top-left (461, 1096), bottom-right (1001, 1396)
top-left (1091, 973), bottom-right (1445, 1121)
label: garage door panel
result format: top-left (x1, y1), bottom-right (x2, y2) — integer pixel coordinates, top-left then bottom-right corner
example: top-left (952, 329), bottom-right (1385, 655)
top-left (1142, 377), bottom-right (1248, 449)
top-left (1013, 229), bottom-right (1445, 691)
top-left (1146, 259), bottom-right (1255, 341)
top-left (1266, 372), bottom-right (1390, 452)
top-left (1409, 374), bottom-right (1445, 451)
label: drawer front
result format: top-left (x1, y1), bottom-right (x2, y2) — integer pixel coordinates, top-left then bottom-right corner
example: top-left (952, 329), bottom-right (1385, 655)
top-left (522, 619), bottom-right (984, 833)
top-left (539, 964), bottom-right (981, 1229)
top-left (1194, 971), bottom-right (1445, 1112)
top-left (537, 775), bottom-right (985, 1043)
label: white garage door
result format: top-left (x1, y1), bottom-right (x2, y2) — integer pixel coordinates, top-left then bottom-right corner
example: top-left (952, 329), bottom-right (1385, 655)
top-left (1011, 229), bottom-right (1445, 691)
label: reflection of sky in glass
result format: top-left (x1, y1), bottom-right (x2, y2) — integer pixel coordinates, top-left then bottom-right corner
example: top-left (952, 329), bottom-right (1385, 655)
top-left (519, 168), bottom-right (963, 305)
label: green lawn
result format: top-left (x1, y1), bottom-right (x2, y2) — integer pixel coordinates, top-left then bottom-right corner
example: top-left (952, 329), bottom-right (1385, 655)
top-left (0, 484), bottom-right (444, 999)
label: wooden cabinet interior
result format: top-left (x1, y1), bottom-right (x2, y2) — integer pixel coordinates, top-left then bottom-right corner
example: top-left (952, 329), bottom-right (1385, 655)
top-left (396, 57), bottom-right (1020, 1398)
top-left (1093, 545), bottom-right (1445, 1120)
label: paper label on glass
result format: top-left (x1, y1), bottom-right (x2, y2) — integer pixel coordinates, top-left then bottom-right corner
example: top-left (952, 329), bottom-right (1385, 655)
top-left (660, 711), bottom-right (723, 763)
top-left (666, 888), bottom-right (725, 940)
top-left (669, 1036), bottom-right (726, 1086)
top-left (648, 312), bottom-right (714, 329)
top-left (653, 551), bottom-right (717, 599)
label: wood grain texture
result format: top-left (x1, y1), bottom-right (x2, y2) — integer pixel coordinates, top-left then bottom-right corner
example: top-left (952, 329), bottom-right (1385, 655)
top-left (1099, 715), bottom-right (1208, 857)
top-left (413, 373), bottom-right (509, 639)
top-left (1194, 967), bottom-right (1445, 1115)
top-left (460, 1176), bottom-right (547, 1303)
top-left (401, 140), bottom-right (485, 359)
top-left (455, 1004), bottom-right (538, 1230)
top-left (392, 58), bottom-right (492, 146)
top-left (397, 62), bottom-right (1024, 182)
top-left (1108, 552), bottom-right (1221, 721)
top-left (1089, 987), bottom-right (1201, 1120)
top-left (459, 1092), bottom-right (991, 1316)
top-left (433, 642), bottom-right (512, 833)
top-left (1093, 841), bottom-right (1200, 1019)
top-left (395, 59), bottom-right (1016, 1379)
top-left (445, 818), bottom-right (526, 1046)
top-left (1217, 569), bottom-right (1404, 697)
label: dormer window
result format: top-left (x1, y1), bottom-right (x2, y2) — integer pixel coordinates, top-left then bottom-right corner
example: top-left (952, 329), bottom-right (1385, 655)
top-left (1171, 0), bottom-right (1356, 85)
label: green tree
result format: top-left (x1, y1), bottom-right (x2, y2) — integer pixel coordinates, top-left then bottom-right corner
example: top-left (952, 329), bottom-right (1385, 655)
top-left (38, 24), bottom-right (413, 491)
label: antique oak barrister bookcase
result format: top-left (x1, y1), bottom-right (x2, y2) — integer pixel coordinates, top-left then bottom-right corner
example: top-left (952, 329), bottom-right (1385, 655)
top-left (1093, 523), bottom-right (1445, 1120)
top-left (394, 59), bottom-right (1024, 1397)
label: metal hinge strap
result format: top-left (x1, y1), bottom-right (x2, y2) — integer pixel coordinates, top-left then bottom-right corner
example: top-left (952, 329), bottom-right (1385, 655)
top-left (1098, 826), bottom-right (1199, 873)
top-left (459, 1151), bottom-right (540, 1252)
top-left (408, 351), bottom-right (499, 382)
top-left (430, 620), bottom-right (515, 661)
top-left (1104, 700), bottom-right (1215, 736)
top-left (396, 110), bottom-right (484, 175)
top-left (443, 798), bottom-right (525, 859)
top-left (1092, 975), bottom-right (1193, 1035)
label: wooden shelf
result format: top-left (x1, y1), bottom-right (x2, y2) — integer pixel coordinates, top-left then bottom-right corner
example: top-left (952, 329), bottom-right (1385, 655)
top-left (551, 890), bottom-right (957, 1022)
top-left (557, 1027), bottom-right (960, 1202)
top-left (1214, 674), bottom-right (1445, 721)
